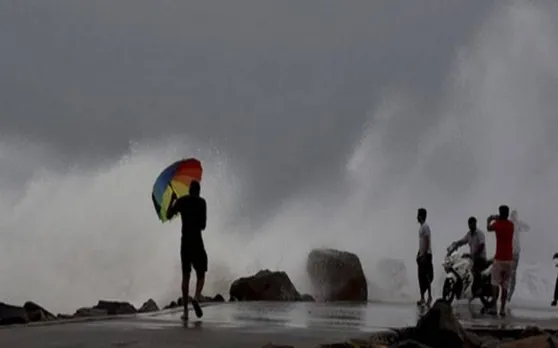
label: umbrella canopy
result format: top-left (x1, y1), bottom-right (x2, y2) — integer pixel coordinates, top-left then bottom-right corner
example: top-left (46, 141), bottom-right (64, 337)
top-left (151, 158), bottom-right (203, 222)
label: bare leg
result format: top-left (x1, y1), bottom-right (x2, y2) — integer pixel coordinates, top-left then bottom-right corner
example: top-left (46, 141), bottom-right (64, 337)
top-left (490, 285), bottom-right (499, 314)
top-left (190, 271), bottom-right (204, 318)
top-left (500, 287), bottom-right (508, 315)
top-left (500, 265), bottom-right (513, 315)
top-left (194, 274), bottom-right (205, 301)
top-left (426, 286), bottom-right (432, 305)
top-left (182, 272), bottom-right (191, 319)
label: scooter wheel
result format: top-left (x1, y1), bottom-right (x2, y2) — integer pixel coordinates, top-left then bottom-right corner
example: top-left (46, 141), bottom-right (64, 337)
top-left (442, 279), bottom-right (456, 303)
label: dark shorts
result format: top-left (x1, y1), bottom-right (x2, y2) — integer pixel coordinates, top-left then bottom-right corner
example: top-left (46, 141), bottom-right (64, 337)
top-left (417, 253), bottom-right (433, 293)
top-left (181, 239), bottom-right (208, 278)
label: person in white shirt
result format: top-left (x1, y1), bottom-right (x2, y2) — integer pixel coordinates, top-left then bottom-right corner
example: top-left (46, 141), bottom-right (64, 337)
top-left (447, 217), bottom-right (488, 296)
top-left (508, 209), bottom-right (529, 302)
top-left (416, 208), bottom-right (433, 306)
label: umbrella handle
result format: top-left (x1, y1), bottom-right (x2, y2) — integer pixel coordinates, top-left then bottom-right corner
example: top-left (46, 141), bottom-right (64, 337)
top-left (169, 183), bottom-right (178, 201)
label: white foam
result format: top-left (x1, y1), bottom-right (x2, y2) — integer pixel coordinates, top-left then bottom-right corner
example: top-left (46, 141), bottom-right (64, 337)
top-left (1, 1), bottom-right (558, 314)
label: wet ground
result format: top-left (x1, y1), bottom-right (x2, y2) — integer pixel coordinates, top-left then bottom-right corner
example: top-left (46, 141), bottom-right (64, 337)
top-left (2, 300), bottom-right (558, 347)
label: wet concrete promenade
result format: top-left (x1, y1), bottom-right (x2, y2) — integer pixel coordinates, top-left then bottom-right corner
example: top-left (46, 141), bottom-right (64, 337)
top-left (2, 300), bottom-right (557, 348)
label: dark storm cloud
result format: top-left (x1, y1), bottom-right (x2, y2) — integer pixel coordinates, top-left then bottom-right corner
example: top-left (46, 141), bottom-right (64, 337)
top-left (0, 1), bottom-right (493, 213)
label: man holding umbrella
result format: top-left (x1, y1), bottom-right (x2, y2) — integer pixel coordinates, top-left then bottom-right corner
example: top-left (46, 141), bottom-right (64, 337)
top-left (167, 180), bottom-right (208, 321)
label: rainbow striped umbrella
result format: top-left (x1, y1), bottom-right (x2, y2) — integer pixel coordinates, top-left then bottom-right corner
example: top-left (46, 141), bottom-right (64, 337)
top-left (151, 158), bottom-right (203, 222)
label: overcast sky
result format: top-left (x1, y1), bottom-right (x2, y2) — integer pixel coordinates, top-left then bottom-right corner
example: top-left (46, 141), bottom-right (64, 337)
top-left (4, 1), bottom-right (558, 310)
top-left (0, 0), bottom-right (500, 213)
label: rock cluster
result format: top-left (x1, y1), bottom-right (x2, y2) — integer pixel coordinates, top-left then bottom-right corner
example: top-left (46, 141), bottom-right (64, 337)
top-left (0, 247), bottom-right (367, 326)
top-left (3, 247), bottom-right (557, 348)
top-left (162, 294), bottom-right (225, 310)
top-left (0, 298), bottom-right (163, 325)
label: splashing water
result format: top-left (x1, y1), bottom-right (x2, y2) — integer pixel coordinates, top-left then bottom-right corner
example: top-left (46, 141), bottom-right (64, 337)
top-left (1, 1), bottom-right (558, 314)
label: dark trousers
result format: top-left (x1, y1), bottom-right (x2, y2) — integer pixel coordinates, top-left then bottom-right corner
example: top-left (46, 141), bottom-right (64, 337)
top-left (417, 253), bottom-right (434, 294)
top-left (554, 275), bottom-right (558, 301)
top-left (472, 257), bottom-right (488, 295)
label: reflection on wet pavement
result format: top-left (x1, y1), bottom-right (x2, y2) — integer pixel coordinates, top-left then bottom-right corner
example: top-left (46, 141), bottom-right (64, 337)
top-left (84, 300), bottom-right (558, 332)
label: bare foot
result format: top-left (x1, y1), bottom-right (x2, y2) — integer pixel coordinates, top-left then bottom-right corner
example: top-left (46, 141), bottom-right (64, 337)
top-left (191, 298), bottom-right (203, 318)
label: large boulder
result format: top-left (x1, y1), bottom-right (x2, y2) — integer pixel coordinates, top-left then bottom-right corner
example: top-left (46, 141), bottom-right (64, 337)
top-left (74, 300), bottom-right (136, 317)
top-left (164, 300), bottom-right (179, 310)
top-left (229, 270), bottom-right (302, 301)
top-left (94, 300), bottom-right (137, 315)
top-left (23, 301), bottom-right (56, 322)
top-left (138, 299), bottom-right (159, 313)
top-left (0, 302), bottom-right (57, 325)
top-left (306, 248), bottom-right (368, 302)
top-left (410, 299), bottom-right (481, 348)
top-left (74, 307), bottom-right (109, 317)
top-left (0, 302), bottom-right (29, 325)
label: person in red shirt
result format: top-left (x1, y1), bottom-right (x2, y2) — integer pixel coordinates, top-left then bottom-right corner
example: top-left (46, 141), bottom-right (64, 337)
top-left (487, 205), bottom-right (515, 317)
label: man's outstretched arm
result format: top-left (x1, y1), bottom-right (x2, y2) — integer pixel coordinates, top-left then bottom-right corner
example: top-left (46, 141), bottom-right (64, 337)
top-left (454, 234), bottom-right (469, 248)
top-left (448, 233), bottom-right (468, 254)
top-left (487, 215), bottom-right (498, 232)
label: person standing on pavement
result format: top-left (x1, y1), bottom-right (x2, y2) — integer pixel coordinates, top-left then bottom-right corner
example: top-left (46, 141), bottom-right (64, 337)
top-left (416, 208), bottom-right (433, 306)
top-left (487, 205), bottom-right (514, 317)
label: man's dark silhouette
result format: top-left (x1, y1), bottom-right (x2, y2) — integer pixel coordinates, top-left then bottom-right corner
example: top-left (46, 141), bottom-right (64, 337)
top-left (166, 180), bottom-right (207, 321)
